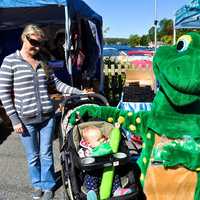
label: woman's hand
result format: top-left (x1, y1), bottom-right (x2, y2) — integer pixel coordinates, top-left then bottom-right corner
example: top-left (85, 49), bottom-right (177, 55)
top-left (14, 123), bottom-right (24, 134)
top-left (82, 88), bottom-right (94, 94)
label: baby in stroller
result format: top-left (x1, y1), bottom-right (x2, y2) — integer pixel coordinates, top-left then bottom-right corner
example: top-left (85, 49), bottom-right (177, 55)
top-left (82, 125), bottom-right (107, 148)
top-left (79, 124), bottom-right (134, 199)
top-left (60, 94), bottom-right (143, 200)
top-left (78, 125), bottom-right (109, 157)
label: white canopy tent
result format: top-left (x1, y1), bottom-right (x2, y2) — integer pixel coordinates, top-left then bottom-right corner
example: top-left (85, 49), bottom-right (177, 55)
top-left (174, 0), bottom-right (200, 43)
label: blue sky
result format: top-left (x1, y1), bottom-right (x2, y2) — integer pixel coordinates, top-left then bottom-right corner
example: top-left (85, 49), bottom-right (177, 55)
top-left (84, 0), bottom-right (189, 38)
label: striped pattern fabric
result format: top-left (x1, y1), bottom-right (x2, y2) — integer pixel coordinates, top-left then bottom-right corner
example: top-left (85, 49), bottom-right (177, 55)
top-left (0, 50), bottom-right (82, 126)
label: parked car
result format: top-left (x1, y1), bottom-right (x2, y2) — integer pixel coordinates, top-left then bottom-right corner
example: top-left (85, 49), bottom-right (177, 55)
top-left (103, 47), bottom-right (119, 57)
top-left (103, 47), bottom-right (119, 63)
top-left (103, 47), bottom-right (129, 63)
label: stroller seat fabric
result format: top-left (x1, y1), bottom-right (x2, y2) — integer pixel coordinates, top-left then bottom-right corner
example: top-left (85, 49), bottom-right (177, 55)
top-left (61, 120), bottom-right (142, 199)
top-left (59, 97), bottom-right (144, 200)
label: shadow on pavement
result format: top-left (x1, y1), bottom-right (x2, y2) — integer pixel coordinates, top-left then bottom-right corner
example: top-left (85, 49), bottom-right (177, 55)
top-left (54, 170), bottom-right (63, 191)
top-left (0, 105), bottom-right (13, 145)
top-left (0, 120), bottom-right (12, 145)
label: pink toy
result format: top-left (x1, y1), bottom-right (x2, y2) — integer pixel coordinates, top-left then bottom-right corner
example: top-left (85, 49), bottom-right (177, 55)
top-left (113, 187), bottom-right (132, 197)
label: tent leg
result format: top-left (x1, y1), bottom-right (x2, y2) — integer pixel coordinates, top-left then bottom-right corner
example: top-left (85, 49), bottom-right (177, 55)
top-left (64, 5), bottom-right (73, 86)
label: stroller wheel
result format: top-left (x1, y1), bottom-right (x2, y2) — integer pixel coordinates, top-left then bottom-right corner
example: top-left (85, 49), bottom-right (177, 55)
top-left (58, 124), bottom-right (64, 151)
top-left (60, 164), bottom-right (71, 200)
top-left (87, 190), bottom-right (97, 200)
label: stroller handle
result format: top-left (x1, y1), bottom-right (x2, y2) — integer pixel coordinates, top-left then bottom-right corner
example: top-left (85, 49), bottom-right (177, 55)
top-left (61, 93), bottom-right (109, 108)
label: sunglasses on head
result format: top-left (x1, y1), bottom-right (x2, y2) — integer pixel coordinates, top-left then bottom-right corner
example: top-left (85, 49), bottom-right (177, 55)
top-left (26, 35), bottom-right (45, 47)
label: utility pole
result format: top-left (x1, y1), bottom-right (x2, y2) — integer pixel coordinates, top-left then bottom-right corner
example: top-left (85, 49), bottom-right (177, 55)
top-left (173, 15), bottom-right (176, 45)
top-left (154, 0), bottom-right (158, 52)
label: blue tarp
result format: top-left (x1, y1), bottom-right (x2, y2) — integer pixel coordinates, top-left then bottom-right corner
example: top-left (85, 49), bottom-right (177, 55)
top-left (0, 0), bottom-right (102, 30)
top-left (175, 0), bottom-right (200, 29)
top-left (0, 0), bottom-right (67, 8)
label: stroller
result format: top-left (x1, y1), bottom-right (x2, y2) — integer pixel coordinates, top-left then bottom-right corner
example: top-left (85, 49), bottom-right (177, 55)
top-left (59, 93), bottom-right (145, 200)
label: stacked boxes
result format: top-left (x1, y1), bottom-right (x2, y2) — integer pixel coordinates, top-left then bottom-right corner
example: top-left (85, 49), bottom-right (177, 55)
top-left (123, 67), bottom-right (156, 102)
top-left (123, 82), bottom-right (155, 102)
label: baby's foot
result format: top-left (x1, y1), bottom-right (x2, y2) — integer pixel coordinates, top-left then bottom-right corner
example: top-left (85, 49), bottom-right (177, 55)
top-left (87, 190), bottom-right (97, 200)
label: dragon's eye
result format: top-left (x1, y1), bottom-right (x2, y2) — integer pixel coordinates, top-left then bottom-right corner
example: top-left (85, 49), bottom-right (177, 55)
top-left (176, 35), bottom-right (192, 52)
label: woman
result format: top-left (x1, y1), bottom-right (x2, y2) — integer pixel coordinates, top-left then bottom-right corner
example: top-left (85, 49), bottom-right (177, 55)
top-left (0, 24), bottom-right (84, 200)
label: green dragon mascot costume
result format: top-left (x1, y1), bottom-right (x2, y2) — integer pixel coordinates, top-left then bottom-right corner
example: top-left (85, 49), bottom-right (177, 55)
top-left (68, 32), bottom-right (200, 200)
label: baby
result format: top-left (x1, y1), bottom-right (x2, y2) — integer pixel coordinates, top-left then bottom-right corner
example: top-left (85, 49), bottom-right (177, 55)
top-left (79, 125), bottom-right (133, 198)
top-left (81, 125), bottom-right (106, 148)
top-left (78, 125), bottom-right (108, 158)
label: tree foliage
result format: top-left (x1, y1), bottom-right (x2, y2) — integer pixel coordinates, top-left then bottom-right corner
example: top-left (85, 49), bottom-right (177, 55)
top-left (161, 35), bottom-right (173, 44)
top-left (148, 26), bottom-right (155, 42)
top-left (104, 18), bottom-right (200, 46)
top-left (104, 37), bottom-right (129, 45)
top-left (128, 34), bottom-right (141, 47)
top-left (158, 19), bottom-right (173, 36)
top-left (140, 35), bottom-right (150, 46)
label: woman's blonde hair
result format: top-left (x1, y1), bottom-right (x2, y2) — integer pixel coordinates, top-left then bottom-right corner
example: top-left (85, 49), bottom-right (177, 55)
top-left (21, 24), bottom-right (45, 41)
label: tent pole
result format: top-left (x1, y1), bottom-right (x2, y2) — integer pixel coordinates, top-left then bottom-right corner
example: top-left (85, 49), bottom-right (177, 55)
top-left (65, 5), bottom-right (73, 86)
top-left (173, 15), bottom-right (176, 45)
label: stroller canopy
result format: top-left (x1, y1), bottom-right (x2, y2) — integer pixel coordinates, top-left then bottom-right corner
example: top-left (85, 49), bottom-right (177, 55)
top-left (175, 0), bottom-right (200, 29)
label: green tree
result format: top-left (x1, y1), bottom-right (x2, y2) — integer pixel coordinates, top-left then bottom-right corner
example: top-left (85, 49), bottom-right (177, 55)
top-left (128, 34), bottom-right (140, 47)
top-left (176, 28), bottom-right (200, 40)
top-left (148, 26), bottom-right (155, 42)
top-left (161, 35), bottom-right (173, 44)
top-left (140, 35), bottom-right (150, 46)
top-left (103, 17), bottom-right (200, 47)
top-left (104, 38), bottom-right (129, 45)
top-left (158, 19), bottom-right (173, 36)
top-left (148, 18), bottom-right (174, 45)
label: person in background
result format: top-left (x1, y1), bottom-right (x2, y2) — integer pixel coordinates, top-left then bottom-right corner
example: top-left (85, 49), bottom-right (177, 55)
top-left (0, 24), bottom-right (84, 200)
top-left (51, 30), bottom-right (65, 60)
top-left (50, 29), bottom-right (71, 84)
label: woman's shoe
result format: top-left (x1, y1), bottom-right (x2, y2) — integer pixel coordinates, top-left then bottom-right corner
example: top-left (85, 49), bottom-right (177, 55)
top-left (32, 188), bottom-right (43, 200)
top-left (43, 190), bottom-right (54, 200)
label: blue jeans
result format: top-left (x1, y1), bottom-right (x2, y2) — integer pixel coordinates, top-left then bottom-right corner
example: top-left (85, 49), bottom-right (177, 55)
top-left (20, 117), bottom-right (56, 190)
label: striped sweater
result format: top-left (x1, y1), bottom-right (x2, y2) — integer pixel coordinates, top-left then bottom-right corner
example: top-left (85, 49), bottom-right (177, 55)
top-left (0, 50), bottom-right (82, 127)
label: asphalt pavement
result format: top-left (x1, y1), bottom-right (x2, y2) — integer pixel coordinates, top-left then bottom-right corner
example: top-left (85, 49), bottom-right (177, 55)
top-left (0, 132), bottom-right (64, 200)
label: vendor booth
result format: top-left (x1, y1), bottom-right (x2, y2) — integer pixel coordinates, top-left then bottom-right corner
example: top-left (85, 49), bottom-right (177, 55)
top-left (0, 0), bottom-right (103, 91)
